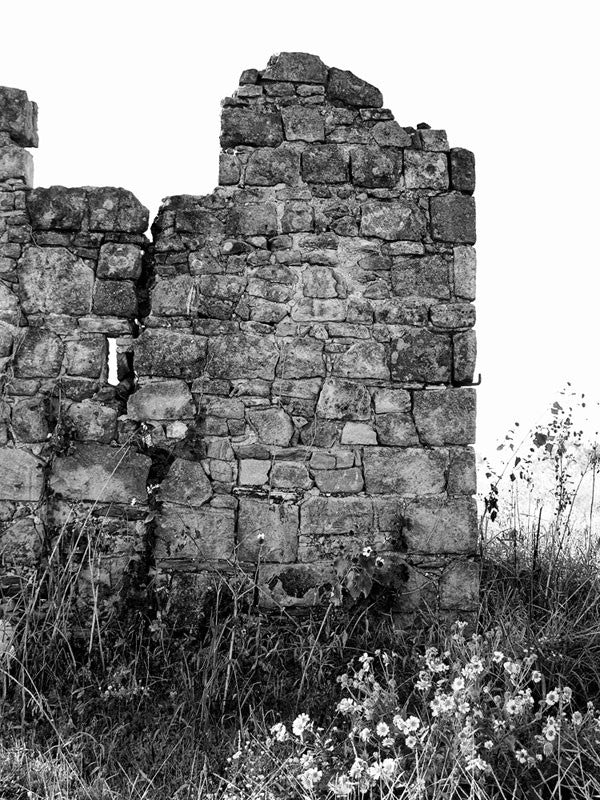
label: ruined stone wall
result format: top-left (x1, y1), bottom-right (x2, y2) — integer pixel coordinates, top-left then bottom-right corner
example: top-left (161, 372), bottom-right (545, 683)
top-left (0, 53), bottom-right (478, 619)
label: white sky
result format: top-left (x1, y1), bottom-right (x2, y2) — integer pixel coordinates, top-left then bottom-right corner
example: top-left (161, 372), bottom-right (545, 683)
top-left (2, 0), bottom-right (599, 459)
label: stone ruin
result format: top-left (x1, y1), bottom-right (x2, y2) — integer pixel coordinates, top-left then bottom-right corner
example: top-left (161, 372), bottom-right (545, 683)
top-left (0, 53), bottom-right (478, 621)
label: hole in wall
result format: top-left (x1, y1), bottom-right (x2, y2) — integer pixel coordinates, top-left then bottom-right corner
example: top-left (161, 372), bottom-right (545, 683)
top-left (107, 338), bottom-right (119, 386)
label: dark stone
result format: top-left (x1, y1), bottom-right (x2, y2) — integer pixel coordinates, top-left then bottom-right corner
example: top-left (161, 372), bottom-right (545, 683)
top-left (87, 187), bottom-right (149, 232)
top-left (97, 243), bottom-right (143, 280)
top-left (327, 68), bottom-right (383, 108)
top-left (0, 86), bottom-right (38, 147)
top-left (64, 334), bottom-right (107, 378)
top-left (350, 146), bottom-right (397, 188)
top-left (220, 108), bottom-right (284, 148)
top-left (413, 388), bottom-right (476, 446)
top-left (245, 148), bottom-right (299, 185)
top-left (281, 202), bottom-right (314, 233)
top-left (262, 52), bottom-right (328, 84)
top-left (282, 107), bottom-right (324, 142)
top-left (27, 187), bottom-right (86, 230)
top-left (391, 255), bottom-right (451, 299)
top-left (227, 203), bottom-right (278, 236)
top-left (390, 328), bottom-right (451, 383)
top-left (302, 145), bottom-right (348, 183)
top-left (18, 246), bottom-right (94, 315)
top-left (14, 329), bottom-right (63, 378)
top-left (360, 199), bottom-right (426, 241)
top-left (93, 280), bottom-right (137, 317)
top-left (430, 194), bottom-right (476, 243)
top-left (278, 337), bottom-right (325, 378)
top-left (207, 333), bottom-right (279, 379)
top-left (134, 329), bottom-right (207, 380)
top-left (450, 148), bottom-right (476, 194)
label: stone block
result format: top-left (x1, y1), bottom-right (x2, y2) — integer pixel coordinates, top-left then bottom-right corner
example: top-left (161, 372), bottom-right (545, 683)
top-left (316, 378), bottom-right (371, 420)
top-left (239, 459), bottom-right (271, 486)
top-left (417, 129), bottom-right (449, 151)
top-left (393, 254), bottom-right (451, 299)
top-left (390, 328), bottom-right (451, 383)
top-left (278, 337), bottom-right (325, 378)
top-left (313, 467), bottom-right (363, 493)
top-left (238, 499), bottom-right (299, 563)
top-left (257, 562), bottom-right (334, 608)
top-left (439, 560), bottom-right (479, 609)
top-left (0, 448), bottom-right (44, 500)
top-left (449, 148), bottom-right (476, 194)
top-left (87, 187), bottom-right (148, 232)
top-left (413, 388), bottom-right (476, 445)
top-left (0, 516), bottom-right (44, 565)
top-left (292, 298), bottom-right (347, 321)
top-left (453, 330), bottom-right (477, 384)
top-left (63, 334), bottom-right (106, 378)
top-left (430, 303), bottom-right (475, 329)
top-left (327, 68), bottom-right (383, 107)
top-left (332, 340), bottom-right (389, 380)
top-left (363, 447), bottom-right (448, 495)
top-left (282, 106), bottom-right (324, 142)
top-left (64, 400), bottom-right (118, 443)
top-left (155, 504), bottom-right (235, 563)
top-left (160, 457), bottom-right (212, 507)
top-left (227, 203), bottom-right (278, 236)
top-left (350, 146), bottom-right (397, 188)
top-left (0, 86), bottom-right (38, 147)
top-left (340, 421), bottom-right (377, 445)
top-left (262, 52), bottom-right (328, 84)
top-left (219, 152), bottom-right (241, 185)
top-left (281, 202), bottom-right (314, 233)
top-left (374, 299), bottom-right (429, 326)
top-left (201, 397), bottom-right (245, 419)
top-left (404, 151), bottom-right (449, 190)
top-left (0, 323), bottom-right (13, 358)
top-left (453, 246), bottom-right (476, 300)
top-left (208, 333), bottom-right (279, 380)
top-left (0, 283), bottom-right (18, 325)
top-left (97, 243), bottom-right (143, 280)
top-left (372, 388), bottom-right (411, 414)
top-left (245, 148), bottom-right (300, 185)
top-left (11, 397), bottom-right (49, 442)
top-left (14, 329), bottom-right (63, 378)
top-left (247, 407), bottom-right (294, 446)
top-left (271, 461), bottom-right (312, 489)
top-left (93, 280), bottom-right (137, 317)
top-left (248, 277), bottom-right (294, 303)
top-left (430, 194), bottom-right (476, 243)
top-left (302, 145), bottom-right (348, 183)
top-left (375, 413), bottom-right (419, 446)
top-left (18, 246), bottom-right (94, 315)
top-left (26, 187), bottom-right (87, 229)
top-left (300, 495), bottom-right (374, 535)
top-left (0, 145), bottom-right (33, 186)
top-left (128, 380), bottom-right (195, 420)
top-left (248, 297), bottom-right (288, 323)
top-left (220, 108), bottom-right (284, 148)
top-left (371, 121), bottom-right (411, 147)
top-left (134, 329), bottom-right (206, 380)
top-left (448, 446), bottom-right (477, 496)
top-left (49, 443), bottom-right (150, 504)
top-left (302, 265), bottom-right (340, 298)
top-left (360, 199), bottom-right (426, 241)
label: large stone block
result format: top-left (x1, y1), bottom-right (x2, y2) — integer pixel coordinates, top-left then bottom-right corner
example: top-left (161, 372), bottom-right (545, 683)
top-left (27, 187), bottom-right (87, 230)
top-left (227, 203), bottom-right (278, 236)
top-left (316, 377), bottom-right (371, 420)
top-left (448, 446), bottom-right (477, 496)
top-left (350, 146), bottom-right (397, 188)
top-left (360, 199), bottom-right (426, 241)
top-left (207, 333), bottom-right (279, 380)
top-left (0, 86), bottom-right (38, 147)
top-left (64, 400), bottom-right (118, 443)
top-left (128, 380), bottom-right (195, 420)
top-left (134, 329), bottom-right (206, 380)
top-left (453, 246), bottom-right (476, 301)
top-left (160, 457), bottom-right (212, 507)
top-left (363, 447), bottom-right (448, 495)
top-left (327, 68), bottom-right (383, 108)
top-left (14, 329), bottom-right (64, 378)
top-left (282, 106), bottom-right (324, 142)
top-left (390, 328), bottom-right (451, 383)
top-left (155, 503), bottom-right (235, 563)
top-left (0, 448), bottom-right (44, 500)
top-left (262, 52), bottom-right (328, 84)
top-left (49, 443), bottom-right (150, 504)
top-left (391, 255), bottom-right (450, 299)
top-left (413, 388), bottom-right (476, 445)
top-left (375, 413), bottom-right (419, 446)
top-left (281, 201), bottom-right (314, 233)
top-left (18, 246), bottom-right (94, 315)
top-left (404, 151), bottom-right (449, 190)
top-left (247, 407), bottom-right (294, 446)
top-left (0, 145), bottom-right (33, 186)
top-left (11, 397), bottom-right (49, 442)
top-left (97, 243), bottom-right (143, 280)
top-left (64, 334), bottom-right (107, 378)
top-left (93, 280), bottom-right (137, 317)
top-left (278, 337), bottom-right (325, 378)
top-left (313, 467), bottom-right (364, 494)
top-left (449, 148), bottom-right (476, 194)
top-left (238, 499), bottom-right (299, 562)
top-left (453, 330), bottom-right (477, 384)
top-left (332, 341), bottom-right (389, 380)
top-left (371, 121), bottom-right (411, 147)
top-left (430, 194), bottom-right (476, 243)
top-left (0, 516), bottom-right (44, 565)
top-left (302, 145), bottom-right (348, 183)
top-left (245, 148), bottom-right (300, 186)
top-left (87, 187), bottom-right (149, 233)
top-left (430, 302), bottom-right (475, 329)
top-left (220, 109), bottom-right (284, 148)
top-left (439, 560), bottom-right (479, 610)
top-left (300, 495), bottom-right (374, 535)
top-left (0, 283), bottom-right (19, 325)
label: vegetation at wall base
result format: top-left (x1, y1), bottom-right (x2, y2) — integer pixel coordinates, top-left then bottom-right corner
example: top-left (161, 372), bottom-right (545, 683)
top-left (1, 396), bottom-right (600, 799)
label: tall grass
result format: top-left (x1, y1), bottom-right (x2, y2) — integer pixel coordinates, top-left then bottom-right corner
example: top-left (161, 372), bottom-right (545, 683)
top-left (1, 393), bottom-right (599, 799)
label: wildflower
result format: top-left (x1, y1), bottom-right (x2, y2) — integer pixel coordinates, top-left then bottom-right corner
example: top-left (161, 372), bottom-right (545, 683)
top-left (545, 689), bottom-right (560, 707)
top-left (359, 727), bottom-right (370, 742)
top-left (405, 716), bottom-right (421, 732)
top-left (452, 677), bottom-right (465, 692)
top-left (492, 650), bottom-right (505, 664)
top-left (349, 758), bottom-right (367, 779)
top-left (337, 698), bottom-right (355, 714)
top-left (466, 756), bottom-right (490, 773)
top-left (542, 717), bottom-right (558, 741)
top-left (376, 721), bottom-right (390, 738)
top-left (292, 713), bottom-right (311, 738)
top-left (531, 670), bottom-right (543, 683)
top-left (405, 735), bottom-right (417, 749)
top-left (515, 749), bottom-right (528, 764)
top-left (368, 762), bottom-right (383, 780)
top-left (375, 556), bottom-right (385, 568)
top-left (562, 686), bottom-right (573, 704)
top-left (381, 758), bottom-right (396, 777)
top-left (362, 546), bottom-right (373, 557)
top-left (484, 740), bottom-right (493, 750)
top-left (299, 768), bottom-right (322, 790)
top-left (269, 722), bottom-right (287, 742)
top-left (393, 714), bottom-right (405, 730)
top-left (329, 775), bottom-right (353, 797)
top-left (572, 711), bottom-right (583, 726)
top-left (257, 532), bottom-right (265, 543)
top-left (415, 671), bottom-right (432, 691)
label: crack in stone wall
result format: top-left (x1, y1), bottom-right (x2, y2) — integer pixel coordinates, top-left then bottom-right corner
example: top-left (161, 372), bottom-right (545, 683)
top-left (0, 53), bottom-right (478, 620)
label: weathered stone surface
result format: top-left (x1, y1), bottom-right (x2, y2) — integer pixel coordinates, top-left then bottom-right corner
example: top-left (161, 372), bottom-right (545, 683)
top-left (227, 203), bottom-right (278, 236)
top-left (220, 108), bottom-right (284, 148)
top-left (303, 265), bottom-right (340, 298)
top-left (406, 497), bottom-right (477, 553)
top-left (0, 448), bottom-right (44, 500)
top-left (0, 516), bottom-right (44, 565)
top-left (135, 329), bottom-right (206, 380)
top-left (49, 443), bottom-right (150, 504)
top-left (0, 86), bottom-right (38, 147)
top-left (18, 246), bottom-right (94, 315)
top-left (327, 68), bottom-right (383, 108)
top-left (440, 560), bottom-right (479, 610)
top-left (391, 255), bottom-right (450, 299)
top-left (375, 413), bottom-right (419, 446)
top-left (0, 145), bottom-right (33, 185)
top-left (155, 504), bottom-right (235, 562)
top-left (271, 461), bottom-right (312, 489)
top-left (93, 280), bottom-right (137, 317)
top-left (363, 447), bottom-right (448, 495)
top-left (0, 283), bottom-right (19, 324)
top-left (302, 145), bottom-right (348, 183)
top-left (453, 330), bottom-right (477, 384)
top-left (14, 329), bottom-right (63, 377)
top-left (238, 499), bottom-right (299, 562)
top-left (239, 459), bottom-right (271, 486)
top-left (372, 388), bottom-right (411, 414)
top-left (430, 303), bottom-right (475, 329)
top-left (413, 388), bottom-right (476, 445)
top-left (301, 495), bottom-right (374, 535)
top-left (97, 243), bottom-right (143, 280)
top-left (450, 148), bottom-right (476, 194)
top-left (278, 337), bottom-right (325, 378)
top-left (245, 148), bottom-right (299, 186)
top-left (453, 246), bottom-right (476, 300)
top-left (281, 201), bottom-right (314, 233)
top-left (313, 467), bottom-right (363, 493)
top-left (64, 400), bottom-right (118, 443)
top-left (11, 398), bottom-right (49, 442)
top-left (390, 328), bottom-right (451, 383)
top-left (208, 333), bottom-right (279, 379)
top-left (448, 447), bottom-right (476, 496)
top-left (201, 397), bottom-right (245, 419)
top-left (0, 324), bottom-right (13, 358)
top-left (64, 334), bottom-right (107, 378)
top-left (316, 378), bottom-right (371, 420)
top-left (430, 194), bottom-right (476, 243)
top-left (351, 146), bottom-right (397, 188)
top-left (263, 52), bottom-right (328, 84)
top-left (160, 457), bottom-right (212, 507)
top-left (332, 341), bottom-right (389, 380)
top-left (219, 152), bottom-right (241, 185)
top-left (87, 187), bottom-right (149, 233)
top-left (292, 298), bottom-right (347, 321)
top-left (404, 151), bottom-right (449, 190)
top-left (282, 106), bottom-right (324, 142)
top-left (417, 129), bottom-right (449, 151)
top-left (27, 187), bottom-right (86, 229)
top-left (360, 200), bottom-right (426, 241)
top-left (371, 121), bottom-right (411, 147)
top-left (340, 421), bottom-right (377, 445)
top-left (248, 407), bottom-right (294, 446)
top-left (128, 380), bottom-right (195, 420)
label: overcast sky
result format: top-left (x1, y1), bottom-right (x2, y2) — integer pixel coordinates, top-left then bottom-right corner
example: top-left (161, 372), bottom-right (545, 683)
top-left (2, 0), bottom-right (598, 458)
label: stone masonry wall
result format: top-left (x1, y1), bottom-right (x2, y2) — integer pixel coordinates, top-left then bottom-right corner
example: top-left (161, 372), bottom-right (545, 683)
top-left (0, 53), bottom-right (478, 620)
